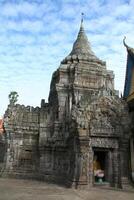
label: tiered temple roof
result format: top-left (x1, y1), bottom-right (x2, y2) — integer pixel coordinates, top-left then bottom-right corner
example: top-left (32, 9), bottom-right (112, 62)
top-left (61, 20), bottom-right (103, 64)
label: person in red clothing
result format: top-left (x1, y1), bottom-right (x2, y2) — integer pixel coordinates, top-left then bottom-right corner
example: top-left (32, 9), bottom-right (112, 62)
top-left (93, 155), bottom-right (104, 183)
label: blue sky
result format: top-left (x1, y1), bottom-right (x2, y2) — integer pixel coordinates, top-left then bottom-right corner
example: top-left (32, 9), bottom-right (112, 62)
top-left (0, 0), bottom-right (134, 116)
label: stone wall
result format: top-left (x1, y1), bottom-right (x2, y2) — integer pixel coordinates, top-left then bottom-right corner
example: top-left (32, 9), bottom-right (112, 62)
top-left (3, 104), bottom-right (40, 179)
top-left (1, 103), bottom-right (76, 186)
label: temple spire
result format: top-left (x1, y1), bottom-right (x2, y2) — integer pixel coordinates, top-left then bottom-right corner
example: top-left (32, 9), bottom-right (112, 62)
top-left (79, 12), bottom-right (84, 34)
top-left (69, 16), bottom-right (96, 57)
top-left (61, 16), bottom-right (100, 64)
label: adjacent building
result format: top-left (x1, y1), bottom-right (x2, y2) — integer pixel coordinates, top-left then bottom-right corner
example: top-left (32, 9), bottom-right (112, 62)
top-left (123, 37), bottom-right (134, 181)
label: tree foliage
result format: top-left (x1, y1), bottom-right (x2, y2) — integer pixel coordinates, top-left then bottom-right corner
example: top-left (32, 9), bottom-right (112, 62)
top-left (8, 91), bottom-right (19, 105)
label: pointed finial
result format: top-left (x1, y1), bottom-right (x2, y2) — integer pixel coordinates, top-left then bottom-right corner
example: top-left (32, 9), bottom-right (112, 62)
top-left (123, 36), bottom-right (128, 48)
top-left (81, 12), bottom-right (84, 23)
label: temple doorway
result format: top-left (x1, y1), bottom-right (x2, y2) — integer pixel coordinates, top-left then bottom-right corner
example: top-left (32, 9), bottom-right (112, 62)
top-left (93, 149), bottom-right (109, 184)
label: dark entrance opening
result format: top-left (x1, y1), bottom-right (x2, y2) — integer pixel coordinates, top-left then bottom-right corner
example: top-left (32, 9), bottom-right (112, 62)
top-left (93, 149), bottom-right (109, 184)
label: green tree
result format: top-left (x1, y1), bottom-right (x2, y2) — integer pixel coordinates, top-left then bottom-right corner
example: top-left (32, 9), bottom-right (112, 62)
top-left (8, 91), bottom-right (19, 105)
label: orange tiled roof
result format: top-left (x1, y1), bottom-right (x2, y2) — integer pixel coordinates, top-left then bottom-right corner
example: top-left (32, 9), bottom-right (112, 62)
top-left (0, 119), bottom-right (4, 134)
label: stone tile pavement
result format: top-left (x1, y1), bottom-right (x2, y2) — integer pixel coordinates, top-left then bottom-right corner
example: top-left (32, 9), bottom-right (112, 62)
top-left (0, 178), bottom-right (134, 200)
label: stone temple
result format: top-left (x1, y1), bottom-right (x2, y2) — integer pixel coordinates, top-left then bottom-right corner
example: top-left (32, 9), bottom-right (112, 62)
top-left (0, 20), bottom-right (131, 188)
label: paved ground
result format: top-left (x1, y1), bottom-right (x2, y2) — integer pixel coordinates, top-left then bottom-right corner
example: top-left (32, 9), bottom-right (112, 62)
top-left (0, 178), bottom-right (134, 200)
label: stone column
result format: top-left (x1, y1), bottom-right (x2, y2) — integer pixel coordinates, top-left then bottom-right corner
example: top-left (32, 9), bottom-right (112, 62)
top-left (113, 148), bottom-right (122, 188)
top-left (130, 137), bottom-right (134, 181)
top-left (88, 146), bottom-right (93, 186)
top-left (109, 150), bottom-right (114, 187)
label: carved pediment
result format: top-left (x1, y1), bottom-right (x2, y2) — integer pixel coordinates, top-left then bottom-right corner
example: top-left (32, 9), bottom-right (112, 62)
top-left (90, 116), bottom-right (115, 136)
